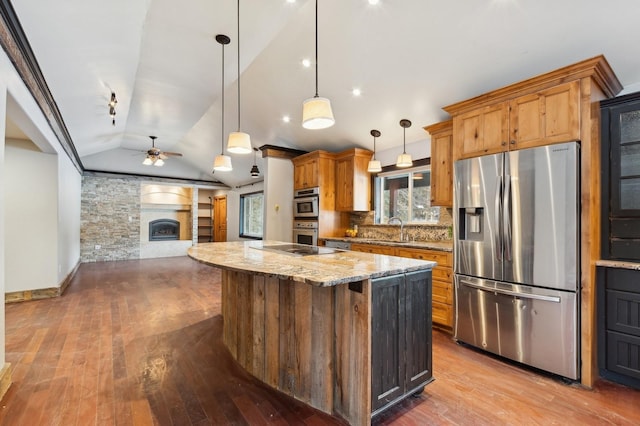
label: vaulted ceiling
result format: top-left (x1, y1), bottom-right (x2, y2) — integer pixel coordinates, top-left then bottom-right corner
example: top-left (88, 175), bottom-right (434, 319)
top-left (9, 0), bottom-right (640, 188)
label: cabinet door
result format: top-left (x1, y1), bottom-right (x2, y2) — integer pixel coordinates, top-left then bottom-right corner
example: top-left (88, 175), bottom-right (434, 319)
top-left (371, 274), bottom-right (405, 412)
top-left (335, 157), bottom-right (353, 211)
top-left (454, 102), bottom-right (509, 160)
top-left (351, 243), bottom-right (396, 255)
top-left (510, 80), bottom-right (580, 150)
top-left (293, 159), bottom-right (319, 190)
top-left (404, 270), bottom-right (433, 392)
top-left (430, 128), bottom-right (453, 207)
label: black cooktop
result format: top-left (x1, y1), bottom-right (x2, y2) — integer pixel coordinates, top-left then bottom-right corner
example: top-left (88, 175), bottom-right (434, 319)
top-left (258, 244), bottom-right (342, 256)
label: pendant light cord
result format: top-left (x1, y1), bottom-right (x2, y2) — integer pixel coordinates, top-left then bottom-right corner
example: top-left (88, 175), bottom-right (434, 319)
top-left (237, 0), bottom-right (242, 131)
top-left (221, 41), bottom-right (225, 155)
top-left (314, 0), bottom-right (319, 98)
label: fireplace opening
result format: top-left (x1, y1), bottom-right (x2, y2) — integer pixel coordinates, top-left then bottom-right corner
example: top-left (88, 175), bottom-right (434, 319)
top-left (149, 219), bottom-right (180, 241)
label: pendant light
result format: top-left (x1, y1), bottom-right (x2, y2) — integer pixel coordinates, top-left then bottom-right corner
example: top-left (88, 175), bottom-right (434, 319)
top-left (227, 0), bottom-right (252, 154)
top-left (250, 147), bottom-right (260, 178)
top-left (213, 34), bottom-right (233, 172)
top-left (396, 119), bottom-right (413, 168)
top-left (302, 0), bottom-right (335, 130)
top-left (367, 129), bottom-right (382, 173)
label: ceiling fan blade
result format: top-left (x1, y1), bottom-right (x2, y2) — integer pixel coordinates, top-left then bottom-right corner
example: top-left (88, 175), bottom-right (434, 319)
top-left (162, 151), bottom-right (183, 157)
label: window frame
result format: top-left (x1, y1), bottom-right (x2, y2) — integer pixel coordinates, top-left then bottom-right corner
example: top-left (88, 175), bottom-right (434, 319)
top-left (239, 190), bottom-right (264, 240)
top-left (373, 165), bottom-right (439, 225)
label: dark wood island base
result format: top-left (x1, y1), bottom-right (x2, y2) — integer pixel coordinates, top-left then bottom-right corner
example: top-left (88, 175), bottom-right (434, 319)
top-left (189, 241), bottom-right (435, 425)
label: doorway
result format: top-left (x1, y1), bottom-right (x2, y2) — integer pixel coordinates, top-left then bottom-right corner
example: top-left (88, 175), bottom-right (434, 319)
top-left (213, 195), bottom-right (227, 242)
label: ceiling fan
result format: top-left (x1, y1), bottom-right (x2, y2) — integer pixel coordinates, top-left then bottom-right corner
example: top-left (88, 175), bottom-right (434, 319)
top-left (142, 136), bottom-right (182, 167)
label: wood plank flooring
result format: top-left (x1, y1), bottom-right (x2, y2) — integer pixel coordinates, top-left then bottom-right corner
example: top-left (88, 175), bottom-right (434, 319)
top-left (2, 256), bottom-right (639, 425)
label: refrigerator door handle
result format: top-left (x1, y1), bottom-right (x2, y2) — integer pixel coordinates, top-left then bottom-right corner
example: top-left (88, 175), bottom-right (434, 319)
top-left (459, 279), bottom-right (561, 303)
top-left (494, 177), bottom-right (503, 261)
top-left (503, 175), bottom-right (512, 262)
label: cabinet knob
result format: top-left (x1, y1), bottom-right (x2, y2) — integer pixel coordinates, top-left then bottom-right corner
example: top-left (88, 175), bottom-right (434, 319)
top-left (501, 141), bottom-right (506, 146)
top-left (510, 140), bottom-right (516, 145)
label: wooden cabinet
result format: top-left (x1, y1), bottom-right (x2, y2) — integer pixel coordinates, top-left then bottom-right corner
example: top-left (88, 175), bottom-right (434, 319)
top-left (424, 120), bottom-right (453, 207)
top-left (197, 189), bottom-right (215, 243)
top-left (600, 91), bottom-right (640, 261)
top-left (292, 150), bottom-right (337, 191)
top-left (510, 81), bottom-right (580, 150)
top-left (335, 148), bottom-right (372, 212)
top-left (598, 267), bottom-right (640, 390)
top-left (371, 270), bottom-right (433, 416)
top-left (350, 243), bottom-right (454, 330)
top-left (451, 81), bottom-right (581, 161)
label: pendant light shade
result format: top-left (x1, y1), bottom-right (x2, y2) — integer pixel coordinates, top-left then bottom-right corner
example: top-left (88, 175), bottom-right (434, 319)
top-left (367, 129), bottom-right (382, 173)
top-left (227, 0), bottom-right (252, 154)
top-left (302, 0), bottom-right (334, 130)
top-left (396, 119), bottom-right (413, 168)
top-left (214, 34), bottom-right (233, 172)
top-left (249, 147), bottom-right (260, 178)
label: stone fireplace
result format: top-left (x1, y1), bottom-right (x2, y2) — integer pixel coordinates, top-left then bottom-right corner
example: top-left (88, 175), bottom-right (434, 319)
top-left (149, 219), bottom-right (180, 241)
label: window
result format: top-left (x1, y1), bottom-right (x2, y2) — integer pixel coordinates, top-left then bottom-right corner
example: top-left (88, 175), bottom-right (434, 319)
top-left (240, 191), bottom-right (264, 239)
top-left (374, 166), bottom-right (440, 224)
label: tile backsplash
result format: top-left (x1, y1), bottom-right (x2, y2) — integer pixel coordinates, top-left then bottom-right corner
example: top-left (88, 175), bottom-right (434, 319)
top-left (349, 208), bottom-right (453, 242)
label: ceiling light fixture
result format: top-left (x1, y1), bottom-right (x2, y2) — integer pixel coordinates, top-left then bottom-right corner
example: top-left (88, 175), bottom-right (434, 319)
top-left (213, 34), bottom-right (233, 172)
top-left (396, 119), bottom-right (413, 168)
top-left (367, 129), bottom-right (382, 173)
top-left (250, 147), bottom-right (260, 178)
top-left (227, 0), bottom-right (252, 154)
top-left (302, 0), bottom-right (335, 130)
top-left (108, 92), bottom-right (117, 126)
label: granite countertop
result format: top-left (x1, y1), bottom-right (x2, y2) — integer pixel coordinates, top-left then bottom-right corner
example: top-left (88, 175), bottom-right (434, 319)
top-left (595, 259), bottom-right (640, 271)
top-left (321, 237), bottom-right (453, 252)
top-left (188, 240), bottom-right (436, 287)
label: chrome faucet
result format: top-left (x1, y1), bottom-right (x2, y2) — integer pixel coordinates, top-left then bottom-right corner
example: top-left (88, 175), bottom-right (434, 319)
top-left (388, 216), bottom-right (404, 241)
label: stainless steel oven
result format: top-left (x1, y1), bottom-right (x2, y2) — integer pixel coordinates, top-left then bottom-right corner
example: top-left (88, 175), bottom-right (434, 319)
top-left (293, 221), bottom-right (318, 246)
top-left (294, 187), bottom-right (319, 218)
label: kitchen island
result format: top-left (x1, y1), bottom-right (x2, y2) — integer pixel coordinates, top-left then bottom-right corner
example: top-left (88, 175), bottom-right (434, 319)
top-left (188, 240), bottom-right (436, 425)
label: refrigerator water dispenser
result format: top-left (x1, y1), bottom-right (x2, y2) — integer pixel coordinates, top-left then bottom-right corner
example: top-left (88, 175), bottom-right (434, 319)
top-left (459, 207), bottom-right (483, 241)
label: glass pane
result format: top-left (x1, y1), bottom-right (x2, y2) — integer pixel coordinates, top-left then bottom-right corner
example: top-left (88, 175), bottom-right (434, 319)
top-left (620, 178), bottom-right (640, 210)
top-left (241, 193), bottom-right (264, 237)
top-left (411, 172), bottom-right (432, 222)
top-left (620, 110), bottom-right (640, 144)
top-left (382, 175), bottom-right (409, 223)
top-left (620, 143), bottom-right (640, 177)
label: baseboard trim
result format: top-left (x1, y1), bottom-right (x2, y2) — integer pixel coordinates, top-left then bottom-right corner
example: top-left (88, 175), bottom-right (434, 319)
top-left (4, 260), bottom-right (80, 304)
top-left (0, 363), bottom-right (11, 402)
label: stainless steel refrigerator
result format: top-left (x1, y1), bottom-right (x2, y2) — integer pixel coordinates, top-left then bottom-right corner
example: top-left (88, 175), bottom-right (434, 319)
top-left (453, 141), bottom-right (580, 380)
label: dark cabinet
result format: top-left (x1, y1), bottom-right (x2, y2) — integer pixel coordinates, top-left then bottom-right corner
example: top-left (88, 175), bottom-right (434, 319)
top-left (371, 270), bottom-right (433, 416)
top-left (598, 267), bottom-right (640, 389)
top-left (601, 92), bottom-right (640, 261)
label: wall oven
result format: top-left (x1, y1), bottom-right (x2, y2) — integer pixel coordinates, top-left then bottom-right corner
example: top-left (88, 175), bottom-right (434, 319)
top-left (293, 221), bottom-right (318, 246)
top-left (294, 187), bottom-right (319, 218)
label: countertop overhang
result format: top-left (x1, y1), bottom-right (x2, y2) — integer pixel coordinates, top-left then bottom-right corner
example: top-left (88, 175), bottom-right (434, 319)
top-left (187, 240), bottom-right (436, 287)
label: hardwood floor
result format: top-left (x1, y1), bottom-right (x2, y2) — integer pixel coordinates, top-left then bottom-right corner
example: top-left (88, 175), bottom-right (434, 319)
top-left (2, 256), bottom-right (639, 425)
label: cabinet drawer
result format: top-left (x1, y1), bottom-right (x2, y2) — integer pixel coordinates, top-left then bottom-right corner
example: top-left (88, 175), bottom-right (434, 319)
top-left (606, 289), bottom-right (640, 337)
top-left (433, 280), bottom-right (452, 304)
top-left (350, 243), bottom-right (395, 255)
top-left (432, 301), bottom-right (453, 328)
top-left (432, 266), bottom-right (452, 281)
top-left (606, 331), bottom-right (640, 380)
top-left (395, 248), bottom-right (452, 267)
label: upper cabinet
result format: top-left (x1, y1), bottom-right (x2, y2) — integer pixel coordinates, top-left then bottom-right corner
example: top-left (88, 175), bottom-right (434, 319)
top-left (424, 120), bottom-right (453, 207)
top-left (292, 150), bottom-right (336, 191)
top-left (509, 81), bottom-right (580, 150)
top-left (446, 64), bottom-right (591, 161)
top-left (335, 148), bottom-right (373, 212)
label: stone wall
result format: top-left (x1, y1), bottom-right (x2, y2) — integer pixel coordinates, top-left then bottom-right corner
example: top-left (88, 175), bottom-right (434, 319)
top-left (81, 176), bottom-right (141, 262)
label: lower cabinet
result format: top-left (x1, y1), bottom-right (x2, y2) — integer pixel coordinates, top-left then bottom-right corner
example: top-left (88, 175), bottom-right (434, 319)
top-left (598, 267), bottom-right (640, 390)
top-left (371, 270), bottom-right (433, 416)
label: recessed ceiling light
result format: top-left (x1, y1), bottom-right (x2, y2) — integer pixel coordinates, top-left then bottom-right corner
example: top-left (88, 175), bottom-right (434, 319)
top-left (286, 0), bottom-right (296, 4)
top-left (302, 58), bottom-right (311, 68)
top-left (282, 115), bottom-right (291, 123)
top-left (368, 0), bottom-right (380, 5)
top-left (352, 88), bottom-right (362, 96)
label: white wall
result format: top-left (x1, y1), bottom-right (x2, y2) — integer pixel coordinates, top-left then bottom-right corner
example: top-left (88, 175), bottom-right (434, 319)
top-left (4, 139), bottom-right (58, 292)
top-left (57, 152), bottom-right (81, 281)
top-left (0, 76), bottom-right (7, 365)
top-left (264, 157), bottom-right (293, 242)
